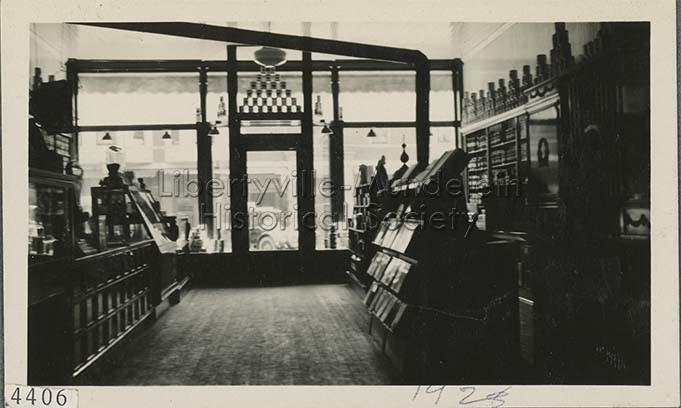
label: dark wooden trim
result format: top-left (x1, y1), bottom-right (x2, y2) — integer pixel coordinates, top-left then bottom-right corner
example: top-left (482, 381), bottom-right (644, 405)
top-left (236, 112), bottom-right (304, 121)
top-left (415, 60), bottom-right (431, 164)
top-left (227, 45), bottom-right (249, 258)
top-left (245, 134), bottom-right (299, 151)
top-left (70, 58), bottom-right (458, 74)
top-left (197, 68), bottom-right (214, 237)
top-left (342, 120), bottom-right (458, 129)
top-left (329, 66), bottom-right (345, 222)
top-left (66, 60), bottom-right (79, 161)
top-left (452, 58), bottom-right (464, 148)
top-left (299, 51), bottom-right (316, 269)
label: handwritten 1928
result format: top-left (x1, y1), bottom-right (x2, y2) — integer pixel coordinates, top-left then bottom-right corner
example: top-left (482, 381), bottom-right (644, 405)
top-left (412, 385), bottom-right (512, 407)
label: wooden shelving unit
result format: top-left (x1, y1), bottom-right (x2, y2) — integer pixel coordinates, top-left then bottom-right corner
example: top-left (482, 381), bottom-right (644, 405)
top-left (347, 182), bottom-right (379, 290)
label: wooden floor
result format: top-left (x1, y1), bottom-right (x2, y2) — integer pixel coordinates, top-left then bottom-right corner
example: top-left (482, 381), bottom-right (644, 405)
top-left (94, 284), bottom-right (396, 385)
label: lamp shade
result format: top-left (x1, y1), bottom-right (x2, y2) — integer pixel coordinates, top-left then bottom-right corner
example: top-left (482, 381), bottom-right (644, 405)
top-left (162, 131), bottom-right (172, 140)
top-left (367, 129), bottom-right (376, 137)
top-left (254, 47), bottom-right (287, 67)
top-left (102, 132), bottom-right (112, 141)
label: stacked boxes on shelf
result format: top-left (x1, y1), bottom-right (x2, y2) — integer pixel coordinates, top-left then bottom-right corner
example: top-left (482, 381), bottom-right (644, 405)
top-left (238, 66), bottom-right (302, 114)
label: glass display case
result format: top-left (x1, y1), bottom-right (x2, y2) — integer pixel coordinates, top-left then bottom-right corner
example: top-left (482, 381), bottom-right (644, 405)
top-left (28, 170), bottom-right (78, 265)
top-left (91, 186), bottom-right (150, 249)
top-left (90, 184), bottom-right (177, 254)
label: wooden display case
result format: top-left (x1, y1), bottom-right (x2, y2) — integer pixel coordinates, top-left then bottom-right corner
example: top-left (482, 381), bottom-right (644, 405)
top-left (29, 168), bottom-right (184, 385)
top-left (360, 150), bottom-right (520, 383)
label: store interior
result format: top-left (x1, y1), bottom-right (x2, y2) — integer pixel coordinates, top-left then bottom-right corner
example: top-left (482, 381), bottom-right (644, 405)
top-left (28, 21), bottom-right (650, 385)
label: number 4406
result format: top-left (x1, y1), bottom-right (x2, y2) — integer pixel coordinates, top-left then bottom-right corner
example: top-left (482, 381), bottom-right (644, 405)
top-left (8, 387), bottom-right (72, 407)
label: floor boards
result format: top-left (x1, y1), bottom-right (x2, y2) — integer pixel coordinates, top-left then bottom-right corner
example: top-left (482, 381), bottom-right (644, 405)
top-left (95, 284), bottom-right (396, 385)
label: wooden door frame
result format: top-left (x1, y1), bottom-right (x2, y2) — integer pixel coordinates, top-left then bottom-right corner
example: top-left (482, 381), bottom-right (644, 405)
top-left (227, 46), bottom-right (316, 275)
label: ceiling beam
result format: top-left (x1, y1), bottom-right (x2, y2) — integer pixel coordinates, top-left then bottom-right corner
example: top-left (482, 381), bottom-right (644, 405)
top-left (72, 22), bottom-right (435, 164)
top-left (74, 22), bottom-right (428, 65)
top-left (70, 58), bottom-right (458, 73)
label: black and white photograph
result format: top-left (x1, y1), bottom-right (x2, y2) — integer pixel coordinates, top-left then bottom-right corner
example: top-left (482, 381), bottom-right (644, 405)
top-left (2, 1), bottom-right (679, 407)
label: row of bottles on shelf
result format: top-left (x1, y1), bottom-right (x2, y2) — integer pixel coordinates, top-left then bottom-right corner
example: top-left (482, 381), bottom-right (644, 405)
top-left (469, 155), bottom-right (487, 171)
top-left (465, 126), bottom-right (518, 154)
top-left (490, 146), bottom-right (518, 166)
top-left (466, 133), bottom-right (487, 152)
top-left (489, 125), bottom-right (518, 146)
top-left (463, 23), bottom-right (575, 124)
top-left (467, 173), bottom-right (489, 192)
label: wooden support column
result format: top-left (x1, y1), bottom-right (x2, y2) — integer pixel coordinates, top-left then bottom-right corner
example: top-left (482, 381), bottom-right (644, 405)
top-left (227, 46), bottom-right (249, 257)
top-left (197, 66), bottom-right (214, 237)
top-left (299, 52), bottom-right (316, 270)
top-left (415, 60), bottom-right (431, 165)
top-left (452, 58), bottom-right (464, 148)
top-left (66, 59), bottom-right (79, 162)
top-left (329, 65), bottom-right (345, 223)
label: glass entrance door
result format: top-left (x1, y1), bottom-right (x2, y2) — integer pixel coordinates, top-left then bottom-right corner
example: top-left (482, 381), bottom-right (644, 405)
top-left (246, 151), bottom-right (298, 251)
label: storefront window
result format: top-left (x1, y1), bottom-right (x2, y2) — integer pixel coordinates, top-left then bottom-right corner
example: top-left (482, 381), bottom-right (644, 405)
top-left (78, 73), bottom-right (200, 125)
top-left (430, 126), bottom-right (457, 160)
top-left (207, 73), bottom-right (232, 252)
top-left (339, 72), bottom-right (416, 122)
top-left (431, 72), bottom-right (456, 121)
top-left (78, 130), bottom-right (199, 229)
top-left (341, 128), bottom-right (417, 248)
top-left (313, 73), bottom-right (335, 249)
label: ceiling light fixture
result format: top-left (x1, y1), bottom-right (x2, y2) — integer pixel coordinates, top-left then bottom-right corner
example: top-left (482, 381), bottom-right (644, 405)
top-left (367, 128), bottom-right (376, 138)
top-left (162, 131), bottom-right (172, 140)
top-left (254, 47), bottom-right (287, 67)
top-left (102, 132), bottom-right (112, 141)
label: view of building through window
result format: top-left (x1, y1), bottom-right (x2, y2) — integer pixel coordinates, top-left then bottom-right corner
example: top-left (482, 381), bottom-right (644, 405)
top-left (76, 70), bottom-right (459, 252)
